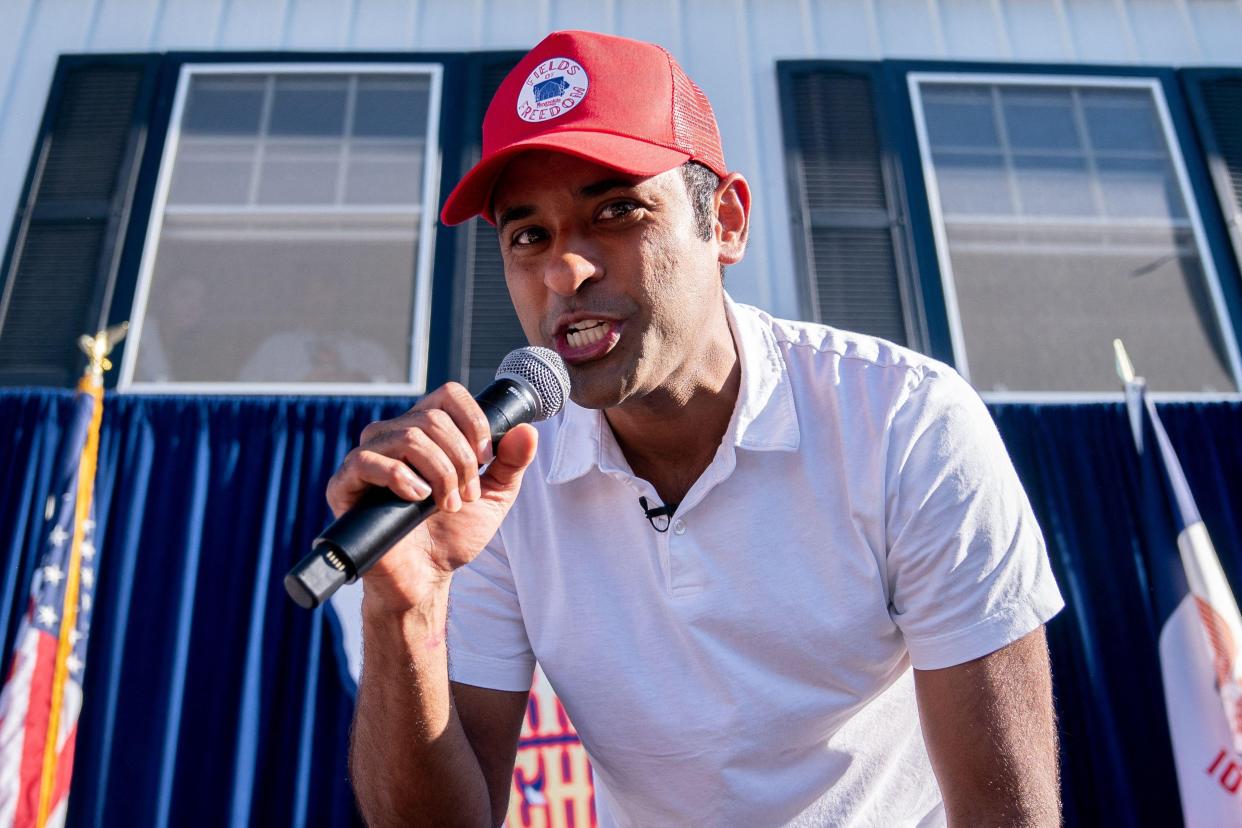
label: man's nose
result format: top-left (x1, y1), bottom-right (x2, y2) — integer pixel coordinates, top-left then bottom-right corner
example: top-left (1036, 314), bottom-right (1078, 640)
top-left (543, 240), bottom-right (601, 296)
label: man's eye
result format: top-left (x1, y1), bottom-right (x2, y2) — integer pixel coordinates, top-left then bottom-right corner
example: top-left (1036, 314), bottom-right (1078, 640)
top-left (599, 201), bottom-right (638, 220)
top-left (511, 227), bottom-right (545, 247)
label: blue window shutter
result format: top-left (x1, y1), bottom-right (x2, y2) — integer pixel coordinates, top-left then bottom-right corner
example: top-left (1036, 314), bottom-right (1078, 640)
top-left (0, 58), bottom-right (156, 386)
top-left (1185, 72), bottom-right (1242, 276)
top-left (778, 63), bottom-right (921, 350)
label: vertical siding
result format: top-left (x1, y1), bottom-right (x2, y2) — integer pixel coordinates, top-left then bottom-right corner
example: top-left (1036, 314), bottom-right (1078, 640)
top-left (1186, 0), bottom-right (1242, 62)
top-left (86, 0), bottom-right (163, 50)
top-left (811, 0), bottom-right (881, 59)
top-left (282, 0), bottom-right (354, 49)
top-left (414, 0), bottom-right (483, 50)
top-left (1061, 0), bottom-right (1137, 62)
top-left (939, 0), bottom-right (1014, 60)
top-left (1127, 0), bottom-right (1202, 63)
top-left (216, 1), bottom-right (289, 48)
top-left (150, 0), bottom-right (227, 49)
top-left (1001, 0), bottom-right (1075, 60)
top-left (349, 0), bottom-right (419, 49)
top-left (876, 0), bottom-right (947, 57)
top-left (3, 0), bottom-right (1242, 322)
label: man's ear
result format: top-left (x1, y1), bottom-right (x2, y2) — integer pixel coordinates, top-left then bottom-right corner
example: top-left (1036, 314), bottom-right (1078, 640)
top-left (714, 173), bottom-right (751, 267)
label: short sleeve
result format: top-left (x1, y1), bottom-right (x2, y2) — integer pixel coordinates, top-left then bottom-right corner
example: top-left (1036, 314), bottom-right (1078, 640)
top-left (447, 530), bottom-right (536, 692)
top-left (885, 368), bottom-right (1063, 670)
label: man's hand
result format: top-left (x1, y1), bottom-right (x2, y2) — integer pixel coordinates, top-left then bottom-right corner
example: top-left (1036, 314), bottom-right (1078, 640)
top-left (327, 384), bottom-right (541, 613)
top-left (913, 627), bottom-right (1061, 827)
top-left (326, 381), bottom-right (539, 614)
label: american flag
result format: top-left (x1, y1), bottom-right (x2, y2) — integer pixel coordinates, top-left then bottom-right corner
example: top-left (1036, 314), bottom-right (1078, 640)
top-left (1124, 374), bottom-right (1242, 825)
top-left (0, 380), bottom-right (103, 828)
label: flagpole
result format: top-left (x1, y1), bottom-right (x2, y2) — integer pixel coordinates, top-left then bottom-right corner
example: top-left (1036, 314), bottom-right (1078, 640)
top-left (34, 326), bottom-right (123, 828)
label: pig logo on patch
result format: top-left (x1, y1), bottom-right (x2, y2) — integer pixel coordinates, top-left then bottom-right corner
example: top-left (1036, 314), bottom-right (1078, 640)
top-left (516, 57), bottom-right (589, 123)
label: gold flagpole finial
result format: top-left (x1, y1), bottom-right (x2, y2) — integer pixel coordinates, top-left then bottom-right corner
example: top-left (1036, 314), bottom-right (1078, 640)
top-left (77, 322), bottom-right (128, 384)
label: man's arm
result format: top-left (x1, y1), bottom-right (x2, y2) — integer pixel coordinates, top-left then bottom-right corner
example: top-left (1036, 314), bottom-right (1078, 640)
top-left (349, 593), bottom-right (527, 827)
top-left (913, 626), bottom-right (1060, 827)
top-left (326, 382), bottom-right (542, 826)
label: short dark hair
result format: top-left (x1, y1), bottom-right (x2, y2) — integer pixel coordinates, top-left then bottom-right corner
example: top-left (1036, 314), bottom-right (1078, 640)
top-left (680, 161), bottom-right (719, 242)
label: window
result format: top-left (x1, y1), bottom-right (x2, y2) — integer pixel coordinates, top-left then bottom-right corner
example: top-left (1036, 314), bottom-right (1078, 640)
top-left (119, 64), bottom-right (443, 393)
top-left (909, 74), bottom-right (1241, 395)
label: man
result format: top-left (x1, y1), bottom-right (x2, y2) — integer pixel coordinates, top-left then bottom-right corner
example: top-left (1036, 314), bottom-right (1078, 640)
top-left (332, 30), bottom-right (1064, 826)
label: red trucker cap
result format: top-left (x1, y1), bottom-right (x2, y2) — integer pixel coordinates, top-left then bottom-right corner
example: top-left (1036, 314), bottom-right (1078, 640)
top-left (439, 30), bottom-right (728, 226)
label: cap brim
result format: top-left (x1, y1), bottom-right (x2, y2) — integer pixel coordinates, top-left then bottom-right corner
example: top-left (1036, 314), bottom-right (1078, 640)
top-left (439, 131), bottom-right (691, 226)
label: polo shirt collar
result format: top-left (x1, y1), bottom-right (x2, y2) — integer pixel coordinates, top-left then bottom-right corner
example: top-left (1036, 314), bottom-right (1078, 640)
top-left (545, 294), bottom-right (800, 485)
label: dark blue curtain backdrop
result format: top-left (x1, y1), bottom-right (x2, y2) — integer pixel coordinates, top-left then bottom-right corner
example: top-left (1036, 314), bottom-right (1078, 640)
top-left (1, 390), bottom-right (1239, 826)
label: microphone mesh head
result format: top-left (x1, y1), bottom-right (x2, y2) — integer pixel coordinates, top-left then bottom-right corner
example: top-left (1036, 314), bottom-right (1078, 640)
top-left (496, 346), bottom-right (571, 421)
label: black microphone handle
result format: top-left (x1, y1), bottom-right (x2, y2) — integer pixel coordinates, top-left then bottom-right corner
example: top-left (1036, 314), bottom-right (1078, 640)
top-left (283, 377), bottom-right (539, 609)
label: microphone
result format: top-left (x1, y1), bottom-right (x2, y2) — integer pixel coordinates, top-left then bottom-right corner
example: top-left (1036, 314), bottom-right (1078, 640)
top-left (284, 347), bottom-right (571, 609)
top-left (638, 496), bottom-right (678, 533)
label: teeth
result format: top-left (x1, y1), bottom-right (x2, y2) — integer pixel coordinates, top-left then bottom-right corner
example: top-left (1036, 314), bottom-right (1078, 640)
top-left (566, 320), bottom-right (609, 350)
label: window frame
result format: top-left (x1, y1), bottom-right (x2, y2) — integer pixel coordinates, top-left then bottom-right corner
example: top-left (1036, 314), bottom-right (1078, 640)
top-left (117, 60), bottom-right (446, 396)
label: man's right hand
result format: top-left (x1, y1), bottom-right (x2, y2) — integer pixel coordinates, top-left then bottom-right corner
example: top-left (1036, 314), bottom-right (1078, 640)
top-left (325, 381), bottom-right (539, 614)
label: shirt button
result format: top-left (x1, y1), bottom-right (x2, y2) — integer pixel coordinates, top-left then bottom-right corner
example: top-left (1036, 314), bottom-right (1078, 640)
top-left (672, 519), bottom-right (686, 535)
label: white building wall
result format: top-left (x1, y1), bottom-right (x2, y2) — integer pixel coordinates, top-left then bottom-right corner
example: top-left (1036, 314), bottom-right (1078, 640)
top-left (1, 0), bottom-right (1241, 318)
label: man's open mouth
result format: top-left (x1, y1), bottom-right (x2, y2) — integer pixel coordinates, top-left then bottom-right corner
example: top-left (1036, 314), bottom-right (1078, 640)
top-left (565, 319), bottom-right (611, 349)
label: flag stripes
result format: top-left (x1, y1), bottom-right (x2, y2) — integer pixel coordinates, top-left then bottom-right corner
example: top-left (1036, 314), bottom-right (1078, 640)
top-left (0, 377), bottom-right (103, 828)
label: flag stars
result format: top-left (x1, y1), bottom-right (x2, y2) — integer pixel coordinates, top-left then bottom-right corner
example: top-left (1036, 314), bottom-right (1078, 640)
top-left (42, 565), bottom-right (65, 585)
top-left (65, 654), bottom-right (83, 674)
top-left (36, 605), bottom-right (57, 627)
top-left (80, 541), bottom-right (96, 561)
top-left (81, 568), bottom-right (94, 589)
top-left (49, 526), bottom-right (69, 548)
top-left (83, 519), bottom-right (95, 534)
top-left (69, 629), bottom-right (82, 646)
top-left (80, 594), bottom-right (92, 612)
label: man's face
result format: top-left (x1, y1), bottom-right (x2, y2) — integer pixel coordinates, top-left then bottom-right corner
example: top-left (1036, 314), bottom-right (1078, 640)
top-left (491, 152), bottom-right (726, 410)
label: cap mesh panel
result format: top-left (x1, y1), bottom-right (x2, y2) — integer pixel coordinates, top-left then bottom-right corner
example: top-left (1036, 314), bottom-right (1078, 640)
top-left (665, 49), bottom-right (727, 175)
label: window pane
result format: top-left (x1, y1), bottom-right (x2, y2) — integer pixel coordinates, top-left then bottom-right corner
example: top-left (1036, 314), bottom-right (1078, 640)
top-left (944, 224), bottom-right (1234, 392)
top-left (933, 152), bottom-right (1013, 215)
top-left (257, 140), bottom-right (341, 204)
top-left (136, 216), bottom-right (416, 383)
top-left (182, 77), bottom-right (264, 136)
top-left (1012, 155), bottom-right (1095, 216)
top-left (269, 77), bottom-right (348, 137)
top-left (1001, 88), bottom-right (1079, 152)
top-left (167, 140), bottom-right (254, 205)
top-left (917, 79), bottom-right (1237, 393)
top-left (131, 68), bottom-right (440, 390)
top-left (355, 77), bottom-right (430, 137)
top-left (1082, 89), bottom-right (1164, 153)
top-left (921, 86), bottom-right (998, 149)
top-left (345, 145), bottom-right (424, 204)
top-left (1096, 156), bottom-right (1186, 219)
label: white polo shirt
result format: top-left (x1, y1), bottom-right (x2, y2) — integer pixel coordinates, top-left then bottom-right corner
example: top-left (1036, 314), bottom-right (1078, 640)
top-left (448, 298), bottom-right (1064, 826)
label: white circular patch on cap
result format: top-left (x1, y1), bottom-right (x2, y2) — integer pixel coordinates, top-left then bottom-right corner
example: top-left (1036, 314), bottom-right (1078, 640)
top-left (516, 57), bottom-right (589, 123)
